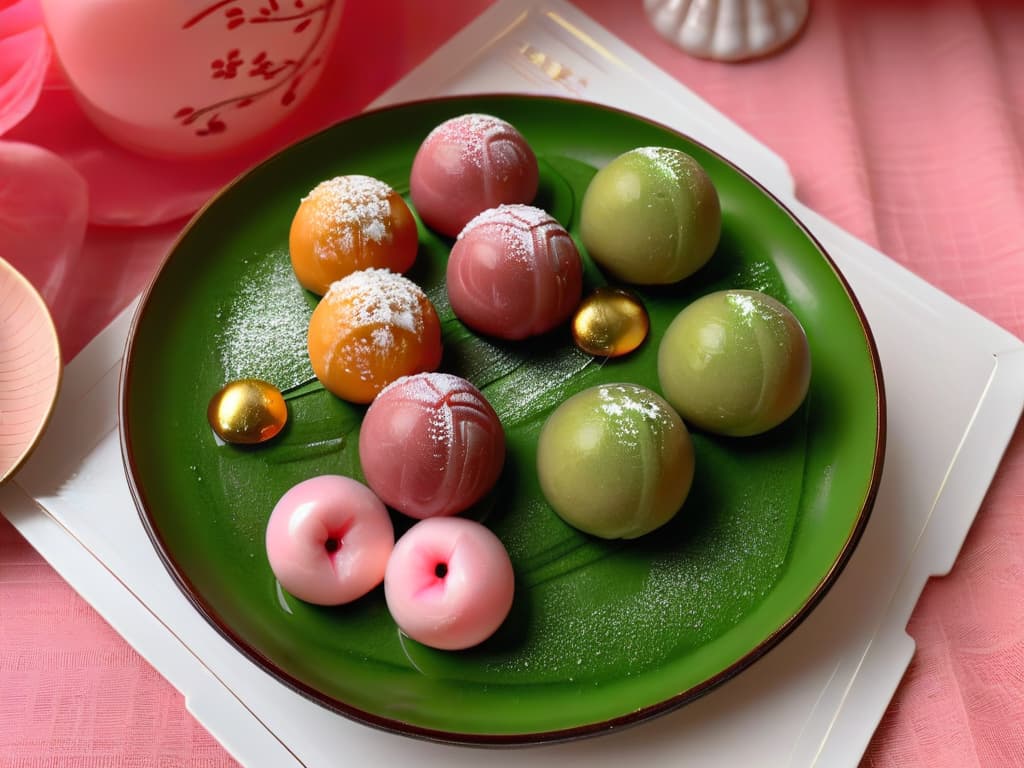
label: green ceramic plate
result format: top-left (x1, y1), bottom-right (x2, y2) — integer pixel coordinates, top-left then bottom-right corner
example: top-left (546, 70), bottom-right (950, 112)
top-left (121, 95), bottom-right (884, 744)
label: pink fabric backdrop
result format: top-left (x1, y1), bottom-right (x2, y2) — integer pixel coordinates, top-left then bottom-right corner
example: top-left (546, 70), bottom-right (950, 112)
top-left (2, 0), bottom-right (1023, 764)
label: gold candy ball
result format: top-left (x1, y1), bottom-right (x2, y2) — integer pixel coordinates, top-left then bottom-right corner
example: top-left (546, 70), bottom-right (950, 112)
top-left (207, 379), bottom-right (288, 445)
top-left (571, 287), bottom-right (650, 357)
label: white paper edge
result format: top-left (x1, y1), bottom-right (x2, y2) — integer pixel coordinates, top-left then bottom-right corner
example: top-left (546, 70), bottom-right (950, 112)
top-left (800, 349), bottom-right (1024, 765)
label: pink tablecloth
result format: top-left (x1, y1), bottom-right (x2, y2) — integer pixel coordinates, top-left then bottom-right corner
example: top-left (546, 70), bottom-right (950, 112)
top-left (2, 1), bottom-right (1023, 765)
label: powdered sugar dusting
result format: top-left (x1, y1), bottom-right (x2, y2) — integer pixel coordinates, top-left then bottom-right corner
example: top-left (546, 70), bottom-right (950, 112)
top-left (634, 146), bottom-right (693, 182)
top-left (424, 113), bottom-right (519, 170)
top-left (457, 204), bottom-right (556, 264)
top-left (379, 371), bottom-right (467, 401)
top-left (322, 268), bottom-right (429, 381)
top-left (426, 386), bottom-right (455, 452)
top-left (460, 203), bottom-right (552, 236)
top-left (725, 290), bottom-right (788, 335)
top-left (217, 252), bottom-right (314, 390)
top-left (303, 175), bottom-right (394, 259)
top-left (595, 384), bottom-right (677, 451)
top-left (377, 373), bottom-right (489, 453)
top-left (325, 268), bottom-right (423, 334)
top-left (727, 291), bottom-right (758, 320)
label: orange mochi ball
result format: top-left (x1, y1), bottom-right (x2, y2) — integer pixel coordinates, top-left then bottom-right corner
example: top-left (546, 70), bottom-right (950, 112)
top-left (308, 268), bottom-right (442, 404)
top-left (290, 175), bottom-right (419, 296)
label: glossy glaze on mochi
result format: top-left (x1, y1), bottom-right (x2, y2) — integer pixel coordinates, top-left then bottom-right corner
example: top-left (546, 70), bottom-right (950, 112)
top-left (307, 268), bottom-right (442, 404)
top-left (359, 373), bottom-right (506, 519)
top-left (657, 289), bottom-right (811, 436)
top-left (447, 204), bottom-right (583, 340)
top-left (265, 475), bottom-right (395, 606)
top-left (384, 516), bottom-right (515, 651)
top-left (580, 146), bottom-right (721, 284)
top-left (536, 383), bottom-right (695, 539)
top-left (289, 175), bottom-right (418, 296)
top-left (410, 113), bottom-right (539, 237)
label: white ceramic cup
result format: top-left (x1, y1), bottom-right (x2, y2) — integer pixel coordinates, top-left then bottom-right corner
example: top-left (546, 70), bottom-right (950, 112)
top-left (40, 0), bottom-right (344, 158)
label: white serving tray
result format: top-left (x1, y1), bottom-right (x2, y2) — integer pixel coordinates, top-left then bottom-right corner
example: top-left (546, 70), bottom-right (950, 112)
top-left (4, 2), bottom-right (1024, 766)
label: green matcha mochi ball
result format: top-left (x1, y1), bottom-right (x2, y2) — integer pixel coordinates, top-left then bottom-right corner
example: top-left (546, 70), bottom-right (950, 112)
top-left (536, 383), bottom-right (695, 539)
top-left (658, 289), bottom-right (811, 437)
top-left (579, 147), bottom-right (721, 285)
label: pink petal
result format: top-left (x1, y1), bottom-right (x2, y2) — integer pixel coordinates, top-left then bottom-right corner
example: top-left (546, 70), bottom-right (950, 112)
top-left (6, 86), bottom-right (233, 226)
top-left (0, 0), bottom-right (240, 226)
top-left (0, 10), bottom-right (49, 135)
top-left (0, 0), bottom-right (406, 227)
top-left (0, 0), bottom-right (44, 34)
top-left (0, 140), bottom-right (88, 307)
top-left (6, 80), bottom-right (340, 227)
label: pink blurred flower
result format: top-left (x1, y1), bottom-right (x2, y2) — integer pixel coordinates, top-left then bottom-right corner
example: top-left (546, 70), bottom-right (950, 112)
top-left (0, 0), bottom-right (88, 307)
top-left (0, 0), bottom-right (351, 229)
top-left (0, 0), bottom-right (49, 135)
top-left (0, 140), bottom-right (88, 301)
top-left (0, 0), bottom-right (251, 227)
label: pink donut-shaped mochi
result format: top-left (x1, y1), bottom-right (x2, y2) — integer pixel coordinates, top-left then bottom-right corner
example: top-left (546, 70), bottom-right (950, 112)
top-left (265, 475), bottom-right (394, 606)
top-left (359, 373), bottom-right (505, 519)
top-left (410, 113), bottom-right (539, 237)
top-left (447, 204), bottom-right (583, 340)
top-left (385, 516), bottom-right (515, 650)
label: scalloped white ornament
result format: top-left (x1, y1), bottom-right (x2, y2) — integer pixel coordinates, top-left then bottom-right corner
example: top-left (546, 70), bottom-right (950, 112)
top-left (645, 0), bottom-right (810, 62)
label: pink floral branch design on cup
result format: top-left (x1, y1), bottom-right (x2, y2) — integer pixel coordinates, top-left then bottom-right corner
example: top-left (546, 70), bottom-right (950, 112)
top-left (173, 0), bottom-right (337, 138)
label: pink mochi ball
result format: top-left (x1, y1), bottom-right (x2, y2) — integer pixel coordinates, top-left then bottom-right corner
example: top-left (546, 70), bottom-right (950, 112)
top-left (410, 113), bottom-right (539, 237)
top-left (358, 373), bottom-right (506, 519)
top-left (265, 475), bottom-right (394, 606)
top-left (447, 204), bottom-right (583, 340)
top-left (385, 516), bottom-right (515, 650)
